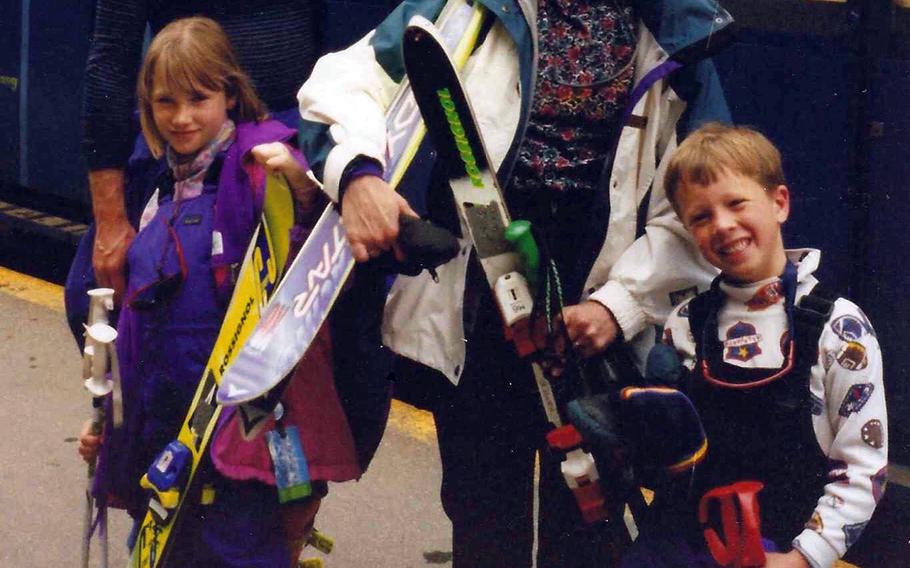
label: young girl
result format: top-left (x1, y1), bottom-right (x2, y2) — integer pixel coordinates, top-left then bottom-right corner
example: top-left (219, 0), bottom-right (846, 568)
top-left (77, 16), bottom-right (360, 566)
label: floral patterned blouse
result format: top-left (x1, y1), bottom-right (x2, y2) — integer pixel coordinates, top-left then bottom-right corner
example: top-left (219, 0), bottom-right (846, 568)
top-left (510, 0), bottom-right (636, 196)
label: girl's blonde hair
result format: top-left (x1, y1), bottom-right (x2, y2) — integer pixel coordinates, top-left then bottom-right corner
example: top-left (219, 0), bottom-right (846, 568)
top-left (137, 17), bottom-right (268, 157)
top-left (664, 123), bottom-right (787, 210)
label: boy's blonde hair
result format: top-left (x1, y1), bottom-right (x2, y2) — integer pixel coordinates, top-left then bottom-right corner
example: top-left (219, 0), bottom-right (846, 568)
top-left (664, 123), bottom-right (786, 209)
top-left (137, 17), bottom-right (268, 157)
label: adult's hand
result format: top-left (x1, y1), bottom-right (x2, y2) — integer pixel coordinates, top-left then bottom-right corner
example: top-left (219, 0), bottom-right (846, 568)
top-left (561, 300), bottom-right (621, 358)
top-left (341, 175), bottom-right (417, 263)
top-left (89, 169), bottom-right (135, 305)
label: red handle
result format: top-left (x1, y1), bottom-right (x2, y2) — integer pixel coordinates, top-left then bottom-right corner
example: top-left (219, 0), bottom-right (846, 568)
top-left (699, 481), bottom-right (766, 568)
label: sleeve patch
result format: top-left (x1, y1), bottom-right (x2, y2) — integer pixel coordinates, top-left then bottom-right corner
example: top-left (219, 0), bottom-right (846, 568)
top-left (823, 494), bottom-right (845, 509)
top-left (670, 286), bottom-right (698, 308)
top-left (838, 383), bottom-right (874, 417)
top-left (805, 511), bottom-right (824, 533)
top-left (809, 392), bottom-right (824, 416)
top-left (843, 521), bottom-right (868, 548)
top-left (831, 314), bottom-right (872, 342)
top-left (861, 419), bottom-right (885, 449)
top-left (827, 459), bottom-right (850, 485)
top-left (872, 466), bottom-right (888, 504)
top-left (663, 328), bottom-right (675, 348)
top-left (836, 341), bottom-right (869, 371)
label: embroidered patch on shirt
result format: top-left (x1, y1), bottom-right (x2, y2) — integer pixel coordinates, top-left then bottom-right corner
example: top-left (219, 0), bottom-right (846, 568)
top-left (670, 287), bottom-right (699, 308)
top-left (872, 466), bottom-right (888, 504)
top-left (809, 392), bottom-right (824, 416)
top-left (823, 494), bottom-right (845, 509)
top-left (746, 281), bottom-right (784, 311)
top-left (805, 511), bottom-right (823, 533)
top-left (182, 214), bottom-right (202, 225)
top-left (827, 459), bottom-right (849, 484)
top-left (679, 301), bottom-right (691, 318)
top-left (861, 419), bottom-right (884, 449)
top-left (832, 314), bottom-right (871, 342)
top-left (824, 351), bottom-right (836, 371)
top-left (843, 521), bottom-right (868, 548)
top-left (723, 322), bottom-right (763, 362)
top-left (836, 341), bottom-right (868, 371)
top-left (663, 328), bottom-right (675, 348)
top-left (839, 383), bottom-right (874, 417)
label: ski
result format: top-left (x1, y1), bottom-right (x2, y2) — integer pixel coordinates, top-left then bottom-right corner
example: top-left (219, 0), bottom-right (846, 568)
top-left (402, 16), bottom-right (611, 524)
top-left (216, 0), bottom-right (489, 420)
top-left (129, 173), bottom-right (295, 567)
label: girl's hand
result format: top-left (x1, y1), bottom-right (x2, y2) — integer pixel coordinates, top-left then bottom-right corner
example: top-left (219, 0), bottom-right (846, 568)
top-left (251, 142), bottom-right (318, 206)
top-left (560, 300), bottom-right (620, 358)
top-left (764, 550), bottom-right (810, 568)
top-left (78, 419), bottom-right (103, 464)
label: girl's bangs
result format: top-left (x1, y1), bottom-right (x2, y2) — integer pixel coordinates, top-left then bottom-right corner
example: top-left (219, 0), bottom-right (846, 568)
top-left (156, 44), bottom-right (224, 95)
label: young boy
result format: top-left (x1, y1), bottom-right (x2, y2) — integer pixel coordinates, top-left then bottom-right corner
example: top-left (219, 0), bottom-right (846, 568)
top-left (623, 124), bottom-right (887, 568)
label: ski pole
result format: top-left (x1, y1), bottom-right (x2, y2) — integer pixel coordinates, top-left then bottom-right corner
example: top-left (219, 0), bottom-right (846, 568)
top-left (496, 220), bottom-right (609, 524)
top-left (81, 288), bottom-right (117, 568)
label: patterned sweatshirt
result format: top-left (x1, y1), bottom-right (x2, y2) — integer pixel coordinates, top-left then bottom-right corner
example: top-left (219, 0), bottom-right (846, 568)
top-left (663, 248), bottom-right (888, 568)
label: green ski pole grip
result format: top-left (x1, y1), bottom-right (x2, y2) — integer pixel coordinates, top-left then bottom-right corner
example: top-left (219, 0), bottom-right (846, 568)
top-left (505, 220), bottom-right (540, 292)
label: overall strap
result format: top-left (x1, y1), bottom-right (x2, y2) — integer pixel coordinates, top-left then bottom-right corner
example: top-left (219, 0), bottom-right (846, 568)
top-left (790, 284), bottom-right (837, 377)
top-left (686, 277), bottom-right (723, 367)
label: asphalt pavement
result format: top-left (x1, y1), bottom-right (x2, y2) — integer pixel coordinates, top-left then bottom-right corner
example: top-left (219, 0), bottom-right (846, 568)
top-left (0, 267), bottom-right (451, 567)
top-left (0, 250), bottom-right (907, 567)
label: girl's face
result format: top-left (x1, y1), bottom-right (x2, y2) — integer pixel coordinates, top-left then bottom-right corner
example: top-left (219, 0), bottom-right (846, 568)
top-left (677, 169), bottom-right (790, 284)
top-left (151, 65), bottom-right (235, 156)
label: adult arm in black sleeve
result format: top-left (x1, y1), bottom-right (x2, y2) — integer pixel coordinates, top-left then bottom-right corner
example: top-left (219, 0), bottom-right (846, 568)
top-left (80, 0), bottom-right (149, 304)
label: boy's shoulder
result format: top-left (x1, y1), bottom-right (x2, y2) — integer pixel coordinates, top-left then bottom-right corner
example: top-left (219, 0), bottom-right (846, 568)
top-left (667, 293), bottom-right (698, 324)
top-left (821, 295), bottom-right (878, 352)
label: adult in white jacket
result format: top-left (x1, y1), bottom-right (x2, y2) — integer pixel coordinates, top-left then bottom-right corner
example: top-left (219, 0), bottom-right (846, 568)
top-left (298, 0), bottom-right (734, 564)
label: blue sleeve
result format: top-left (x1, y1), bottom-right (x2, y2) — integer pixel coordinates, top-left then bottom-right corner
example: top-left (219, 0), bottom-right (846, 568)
top-left (671, 57), bottom-right (732, 137)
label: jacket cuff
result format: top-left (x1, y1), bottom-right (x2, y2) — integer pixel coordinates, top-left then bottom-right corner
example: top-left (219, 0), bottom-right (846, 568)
top-left (588, 280), bottom-right (649, 340)
top-left (792, 529), bottom-right (839, 568)
top-left (338, 156), bottom-right (384, 204)
top-left (322, 128), bottom-right (386, 202)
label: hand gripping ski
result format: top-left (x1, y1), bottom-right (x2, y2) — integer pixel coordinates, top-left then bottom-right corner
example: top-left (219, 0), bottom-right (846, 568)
top-left (403, 15), bottom-right (609, 524)
top-left (216, 0), bottom-right (490, 436)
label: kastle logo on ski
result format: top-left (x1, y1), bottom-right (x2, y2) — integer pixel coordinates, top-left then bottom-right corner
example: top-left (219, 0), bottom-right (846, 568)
top-left (288, 224), bottom-right (347, 324)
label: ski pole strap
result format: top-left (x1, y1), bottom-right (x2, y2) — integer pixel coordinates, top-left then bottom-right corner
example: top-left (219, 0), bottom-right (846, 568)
top-left (699, 481), bottom-right (767, 568)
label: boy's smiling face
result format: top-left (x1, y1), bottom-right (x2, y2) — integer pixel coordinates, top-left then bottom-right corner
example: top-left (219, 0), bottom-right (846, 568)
top-left (677, 169), bottom-right (790, 284)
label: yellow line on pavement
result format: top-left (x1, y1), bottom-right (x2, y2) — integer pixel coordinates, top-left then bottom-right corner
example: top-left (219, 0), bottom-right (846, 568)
top-left (0, 265), bottom-right (438, 442)
top-left (388, 399), bottom-right (437, 443)
top-left (0, 266), bottom-right (64, 312)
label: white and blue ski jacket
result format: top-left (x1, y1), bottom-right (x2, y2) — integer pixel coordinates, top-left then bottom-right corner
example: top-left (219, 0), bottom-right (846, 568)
top-left (298, 0), bottom-right (734, 383)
